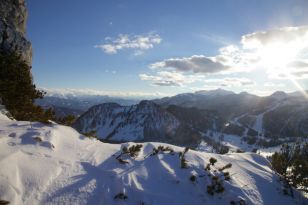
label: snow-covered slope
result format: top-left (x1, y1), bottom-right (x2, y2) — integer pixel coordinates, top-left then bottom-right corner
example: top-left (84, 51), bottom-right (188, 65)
top-left (0, 117), bottom-right (306, 205)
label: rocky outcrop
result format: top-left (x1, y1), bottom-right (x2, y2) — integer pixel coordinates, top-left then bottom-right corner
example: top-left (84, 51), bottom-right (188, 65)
top-left (0, 0), bottom-right (32, 65)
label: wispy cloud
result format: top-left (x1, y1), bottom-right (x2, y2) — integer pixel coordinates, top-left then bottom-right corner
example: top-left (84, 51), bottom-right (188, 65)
top-left (95, 33), bottom-right (162, 55)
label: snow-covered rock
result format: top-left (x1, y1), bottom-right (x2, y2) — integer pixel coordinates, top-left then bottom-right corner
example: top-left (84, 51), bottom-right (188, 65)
top-left (0, 119), bottom-right (306, 205)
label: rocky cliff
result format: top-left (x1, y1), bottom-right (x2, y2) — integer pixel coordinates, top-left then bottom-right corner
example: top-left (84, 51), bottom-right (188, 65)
top-left (0, 0), bottom-right (32, 65)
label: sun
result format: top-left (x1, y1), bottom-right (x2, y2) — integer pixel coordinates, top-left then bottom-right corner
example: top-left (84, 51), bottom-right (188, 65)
top-left (257, 42), bottom-right (298, 71)
top-left (254, 41), bottom-right (308, 99)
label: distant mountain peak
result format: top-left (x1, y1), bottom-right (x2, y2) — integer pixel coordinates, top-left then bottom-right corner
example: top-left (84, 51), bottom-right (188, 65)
top-left (195, 88), bottom-right (234, 96)
top-left (270, 91), bottom-right (288, 100)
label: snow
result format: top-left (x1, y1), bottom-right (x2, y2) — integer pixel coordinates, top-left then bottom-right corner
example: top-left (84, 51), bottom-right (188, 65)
top-left (0, 119), bottom-right (306, 205)
top-left (201, 131), bottom-right (256, 152)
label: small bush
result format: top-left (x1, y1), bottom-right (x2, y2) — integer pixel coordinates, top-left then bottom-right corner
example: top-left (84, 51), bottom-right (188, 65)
top-left (223, 172), bottom-right (230, 180)
top-left (205, 163), bottom-right (211, 171)
top-left (209, 157), bottom-right (217, 166)
top-left (116, 144), bottom-right (143, 164)
top-left (83, 130), bottom-right (97, 138)
top-left (218, 163), bottom-right (232, 171)
top-left (56, 115), bottom-right (76, 126)
top-left (190, 175), bottom-right (196, 182)
top-left (180, 147), bottom-right (189, 168)
top-left (114, 193), bottom-right (128, 200)
top-left (149, 145), bottom-right (174, 157)
top-left (229, 199), bottom-right (246, 205)
top-left (207, 185), bottom-right (214, 195)
top-left (230, 201), bottom-right (236, 205)
top-left (128, 144), bottom-right (143, 158)
top-left (33, 136), bottom-right (43, 142)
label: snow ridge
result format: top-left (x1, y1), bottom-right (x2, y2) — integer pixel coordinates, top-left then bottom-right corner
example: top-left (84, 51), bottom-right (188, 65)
top-left (0, 119), bottom-right (306, 205)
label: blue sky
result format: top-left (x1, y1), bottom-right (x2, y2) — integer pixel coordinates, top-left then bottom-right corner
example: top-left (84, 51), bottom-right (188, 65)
top-left (27, 0), bottom-right (308, 97)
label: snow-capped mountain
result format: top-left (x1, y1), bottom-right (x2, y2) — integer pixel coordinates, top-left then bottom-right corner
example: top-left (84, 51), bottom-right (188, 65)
top-left (72, 90), bottom-right (308, 151)
top-left (0, 114), bottom-right (306, 205)
top-left (73, 101), bottom-right (205, 146)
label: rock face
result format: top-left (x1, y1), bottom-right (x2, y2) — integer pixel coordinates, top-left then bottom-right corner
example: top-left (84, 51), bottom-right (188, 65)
top-left (0, 0), bottom-right (32, 65)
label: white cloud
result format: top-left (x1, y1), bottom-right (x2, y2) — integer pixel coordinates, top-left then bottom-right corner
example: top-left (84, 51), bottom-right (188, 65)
top-left (264, 82), bottom-right (286, 87)
top-left (145, 26), bottom-right (308, 86)
top-left (205, 77), bottom-right (256, 87)
top-left (241, 26), bottom-right (308, 49)
top-left (139, 71), bottom-right (203, 87)
top-left (150, 55), bottom-right (231, 74)
top-left (95, 33), bottom-right (162, 54)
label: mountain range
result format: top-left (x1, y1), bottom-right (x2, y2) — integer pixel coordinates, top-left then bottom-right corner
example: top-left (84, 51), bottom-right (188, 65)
top-left (71, 89), bottom-right (308, 149)
top-left (36, 95), bottom-right (139, 118)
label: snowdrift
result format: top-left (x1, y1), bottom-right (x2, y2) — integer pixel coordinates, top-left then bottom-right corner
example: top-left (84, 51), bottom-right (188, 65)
top-left (0, 115), bottom-right (305, 205)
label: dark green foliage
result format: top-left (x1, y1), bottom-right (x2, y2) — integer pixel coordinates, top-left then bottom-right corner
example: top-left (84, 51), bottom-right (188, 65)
top-left (218, 163), bottom-right (232, 171)
top-left (180, 147), bottom-right (189, 168)
top-left (117, 158), bottom-right (129, 164)
top-left (236, 149), bottom-right (244, 153)
top-left (207, 176), bottom-right (225, 195)
top-left (149, 145), bottom-right (174, 157)
top-left (205, 163), bottom-right (211, 171)
top-left (0, 53), bottom-right (55, 122)
top-left (190, 175), bottom-right (196, 182)
top-left (116, 144), bottom-right (143, 164)
top-left (230, 201), bottom-right (236, 205)
top-left (243, 136), bottom-right (257, 145)
top-left (127, 144), bottom-right (143, 158)
top-left (114, 193), bottom-right (128, 200)
top-left (222, 123), bottom-right (245, 136)
top-left (216, 183), bottom-right (225, 193)
top-left (56, 114), bottom-right (76, 126)
top-left (207, 185), bottom-right (214, 195)
top-left (209, 157), bottom-right (217, 166)
top-left (33, 136), bottom-right (43, 142)
top-left (166, 105), bottom-right (223, 133)
top-left (239, 199), bottom-right (246, 205)
top-left (203, 136), bottom-right (229, 154)
top-left (247, 128), bottom-right (258, 137)
top-left (230, 199), bottom-right (246, 205)
top-left (271, 143), bottom-right (308, 192)
top-left (205, 161), bottom-right (234, 196)
top-left (83, 130), bottom-right (97, 138)
top-left (223, 172), bottom-right (231, 180)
